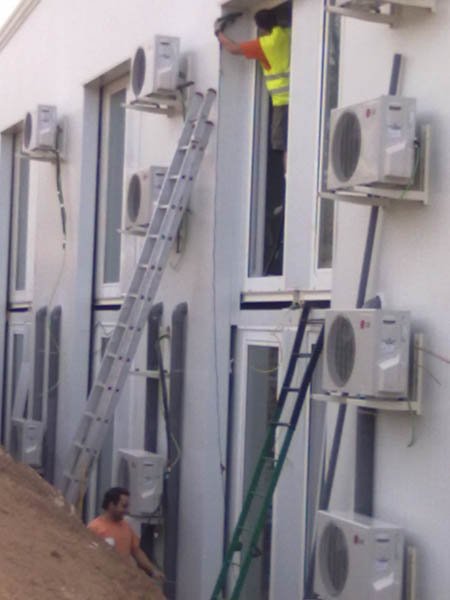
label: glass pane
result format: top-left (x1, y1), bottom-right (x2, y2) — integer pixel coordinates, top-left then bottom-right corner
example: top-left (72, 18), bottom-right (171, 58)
top-left (317, 8), bottom-right (340, 269)
top-left (103, 88), bottom-right (126, 284)
top-left (15, 153), bottom-right (30, 291)
top-left (11, 333), bottom-right (25, 417)
top-left (242, 345), bottom-right (278, 600)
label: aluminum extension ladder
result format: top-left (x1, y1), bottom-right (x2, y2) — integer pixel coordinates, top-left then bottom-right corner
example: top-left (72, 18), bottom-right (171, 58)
top-left (210, 300), bottom-right (328, 600)
top-left (62, 89), bottom-right (216, 505)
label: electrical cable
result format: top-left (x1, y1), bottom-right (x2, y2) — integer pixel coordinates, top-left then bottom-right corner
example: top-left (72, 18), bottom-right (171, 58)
top-left (53, 126), bottom-right (67, 249)
top-left (398, 141), bottom-right (421, 203)
top-left (155, 334), bottom-right (176, 476)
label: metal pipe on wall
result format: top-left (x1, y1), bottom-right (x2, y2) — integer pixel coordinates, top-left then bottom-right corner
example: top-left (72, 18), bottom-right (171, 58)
top-left (163, 302), bottom-right (188, 600)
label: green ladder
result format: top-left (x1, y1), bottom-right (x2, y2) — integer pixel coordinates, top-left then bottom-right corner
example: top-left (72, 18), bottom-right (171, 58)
top-left (210, 300), bottom-right (327, 600)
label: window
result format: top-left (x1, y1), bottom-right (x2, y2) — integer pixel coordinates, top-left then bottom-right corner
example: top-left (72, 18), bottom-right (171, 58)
top-left (248, 3), bottom-right (292, 279)
top-left (95, 76), bottom-right (128, 300)
top-left (9, 130), bottom-right (32, 304)
top-left (228, 331), bottom-right (281, 599)
top-left (315, 3), bottom-right (341, 271)
top-left (242, 344), bottom-right (278, 599)
top-left (2, 313), bottom-right (31, 449)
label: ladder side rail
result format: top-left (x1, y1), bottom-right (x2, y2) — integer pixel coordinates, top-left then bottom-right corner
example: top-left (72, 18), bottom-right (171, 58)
top-left (77, 130), bottom-right (214, 465)
top-left (94, 95), bottom-right (215, 387)
top-left (90, 119), bottom-right (215, 411)
top-left (276, 302), bottom-right (312, 412)
top-left (210, 303), bottom-right (314, 599)
top-left (228, 328), bottom-right (325, 600)
top-left (88, 122), bottom-right (215, 426)
top-left (83, 93), bottom-right (205, 388)
top-left (65, 95), bottom-right (206, 444)
top-left (90, 109), bottom-right (216, 393)
top-left (63, 92), bottom-right (216, 501)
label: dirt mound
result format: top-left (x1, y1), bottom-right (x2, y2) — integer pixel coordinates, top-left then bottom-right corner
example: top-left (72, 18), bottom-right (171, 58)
top-left (0, 448), bottom-right (165, 599)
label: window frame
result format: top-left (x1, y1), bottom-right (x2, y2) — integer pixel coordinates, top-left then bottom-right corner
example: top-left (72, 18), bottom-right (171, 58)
top-left (8, 129), bottom-right (34, 306)
top-left (2, 311), bottom-right (32, 450)
top-left (312, 2), bottom-right (341, 288)
top-left (94, 75), bottom-right (129, 302)
top-left (228, 329), bottom-right (281, 599)
top-left (243, 6), bottom-right (288, 291)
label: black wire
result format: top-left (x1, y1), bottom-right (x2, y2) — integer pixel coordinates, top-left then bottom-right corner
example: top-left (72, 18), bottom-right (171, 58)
top-left (54, 126), bottom-right (67, 248)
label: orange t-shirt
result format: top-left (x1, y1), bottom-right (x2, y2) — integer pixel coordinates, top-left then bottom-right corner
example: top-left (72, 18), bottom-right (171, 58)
top-left (88, 516), bottom-right (140, 557)
top-left (239, 39), bottom-right (271, 71)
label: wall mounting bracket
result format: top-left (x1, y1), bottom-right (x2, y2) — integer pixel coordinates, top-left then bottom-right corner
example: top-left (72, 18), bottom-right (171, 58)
top-left (326, 0), bottom-right (436, 26)
top-left (123, 93), bottom-right (182, 118)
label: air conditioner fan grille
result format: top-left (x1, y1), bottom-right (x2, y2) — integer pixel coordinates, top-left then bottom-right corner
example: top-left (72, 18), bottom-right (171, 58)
top-left (319, 522), bottom-right (349, 596)
top-left (132, 47), bottom-right (146, 97)
top-left (24, 112), bottom-right (33, 150)
top-left (332, 111), bottom-right (361, 182)
top-left (327, 315), bottom-right (355, 387)
top-left (127, 174), bottom-right (141, 223)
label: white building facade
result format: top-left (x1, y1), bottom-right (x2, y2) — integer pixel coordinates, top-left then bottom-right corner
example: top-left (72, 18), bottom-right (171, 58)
top-left (0, 1), bottom-right (448, 599)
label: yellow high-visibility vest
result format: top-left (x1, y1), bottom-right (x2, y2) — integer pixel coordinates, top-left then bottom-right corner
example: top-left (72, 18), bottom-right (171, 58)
top-left (259, 26), bottom-right (291, 107)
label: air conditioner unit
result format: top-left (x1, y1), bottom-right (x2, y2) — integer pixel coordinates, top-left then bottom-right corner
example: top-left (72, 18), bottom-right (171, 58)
top-left (10, 418), bottom-right (44, 467)
top-left (314, 510), bottom-right (404, 600)
top-left (327, 96), bottom-right (416, 191)
top-left (125, 166), bottom-right (167, 231)
top-left (131, 36), bottom-right (180, 100)
top-left (116, 449), bottom-right (165, 517)
top-left (322, 309), bottom-right (410, 398)
top-left (23, 105), bottom-right (58, 153)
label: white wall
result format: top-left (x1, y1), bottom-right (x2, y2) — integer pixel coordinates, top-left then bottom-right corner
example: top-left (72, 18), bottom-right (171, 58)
top-left (0, 2), bottom-right (225, 598)
top-left (331, 4), bottom-right (450, 598)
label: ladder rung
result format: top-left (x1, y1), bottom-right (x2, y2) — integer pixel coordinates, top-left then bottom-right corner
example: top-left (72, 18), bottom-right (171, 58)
top-left (63, 89), bottom-right (216, 507)
top-left (283, 387), bottom-right (300, 392)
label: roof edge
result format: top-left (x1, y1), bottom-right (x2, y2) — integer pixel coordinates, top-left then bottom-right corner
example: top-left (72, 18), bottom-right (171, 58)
top-left (0, 0), bottom-right (41, 53)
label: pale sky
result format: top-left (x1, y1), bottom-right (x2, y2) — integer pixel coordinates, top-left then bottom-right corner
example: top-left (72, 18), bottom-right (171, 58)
top-left (0, 0), bottom-right (21, 29)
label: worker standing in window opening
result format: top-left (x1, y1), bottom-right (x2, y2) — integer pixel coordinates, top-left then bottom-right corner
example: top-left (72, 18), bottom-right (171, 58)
top-left (215, 10), bottom-right (291, 173)
top-left (88, 487), bottom-right (166, 597)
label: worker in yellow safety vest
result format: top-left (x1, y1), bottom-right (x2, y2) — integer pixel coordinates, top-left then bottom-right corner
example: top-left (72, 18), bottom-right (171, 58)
top-left (215, 9), bottom-right (291, 170)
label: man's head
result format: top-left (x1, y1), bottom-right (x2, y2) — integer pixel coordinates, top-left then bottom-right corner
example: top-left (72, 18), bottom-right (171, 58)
top-left (254, 9), bottom-right (277, 34)
top-left (102, 487), bottom-right (130, 522)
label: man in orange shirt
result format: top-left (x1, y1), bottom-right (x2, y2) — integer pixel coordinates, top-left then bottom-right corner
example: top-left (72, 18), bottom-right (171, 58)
top-left (88, 487), bottom-right (165, 583)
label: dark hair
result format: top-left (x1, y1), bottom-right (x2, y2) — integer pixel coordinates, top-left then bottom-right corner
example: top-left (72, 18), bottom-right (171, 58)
top-left (102, 487), bottom-right (130, 510)
top-left (254, 9), bottom-right (277, 33)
